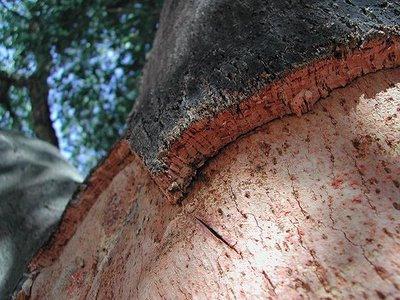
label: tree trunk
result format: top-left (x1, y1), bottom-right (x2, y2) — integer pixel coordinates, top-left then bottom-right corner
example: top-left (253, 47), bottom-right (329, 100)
top-left (22, 1), bottom-right (400, 299)
top-left (28, 73), bottom-right (59, 148)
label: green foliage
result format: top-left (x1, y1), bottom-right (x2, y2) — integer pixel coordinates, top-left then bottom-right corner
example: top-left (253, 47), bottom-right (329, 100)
top-left (0, 0), bottom-right (163, 173)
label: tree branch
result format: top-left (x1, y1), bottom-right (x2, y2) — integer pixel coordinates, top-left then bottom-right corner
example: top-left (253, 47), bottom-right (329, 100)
top-left (0, 70), bottom-right (28, 87)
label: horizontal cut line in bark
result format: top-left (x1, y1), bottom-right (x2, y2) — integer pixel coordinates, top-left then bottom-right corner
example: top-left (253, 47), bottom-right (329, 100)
top-left (149, 35), bottom-right (400, 203)
top-left (195, 217), bottom-right (241, 255)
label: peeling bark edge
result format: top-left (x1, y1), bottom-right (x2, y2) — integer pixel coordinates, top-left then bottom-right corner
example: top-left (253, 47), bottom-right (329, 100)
top-left (126, 0), bottom-right (400, 170)
top-left (138, 35), bottom-right (400, 203)
top-left (124, 0), bottom-right (400, 202)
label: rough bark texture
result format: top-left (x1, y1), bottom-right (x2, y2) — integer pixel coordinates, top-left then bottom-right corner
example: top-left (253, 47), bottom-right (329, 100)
top-left (28, 68), bottom-right (400, 299)
top-left (0, 131), bottom-right (81, 299)
top-left (126, 0), bottom-right (400, 201)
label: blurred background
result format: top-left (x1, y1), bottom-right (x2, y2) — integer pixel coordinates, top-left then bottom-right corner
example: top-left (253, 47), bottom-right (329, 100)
top-left (0, 0), bottom-right (164, 175)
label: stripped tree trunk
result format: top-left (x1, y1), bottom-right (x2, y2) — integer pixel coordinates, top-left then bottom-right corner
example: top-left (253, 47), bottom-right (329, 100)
top-left (22, 1), bottom-right (400, 299)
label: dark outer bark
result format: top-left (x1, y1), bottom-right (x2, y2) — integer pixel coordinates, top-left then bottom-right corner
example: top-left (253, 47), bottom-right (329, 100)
top-left (125, 0), bottom-right (400, 200)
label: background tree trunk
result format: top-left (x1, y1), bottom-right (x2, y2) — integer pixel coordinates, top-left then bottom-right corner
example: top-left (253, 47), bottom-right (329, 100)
top-left (0, 56), bottom-right (59, 148)
top-left (28, 73), bottom-right (59, 148)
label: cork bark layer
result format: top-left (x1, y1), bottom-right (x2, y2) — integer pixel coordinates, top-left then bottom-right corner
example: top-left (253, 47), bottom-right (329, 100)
top-left (27, 69), bottom-right (400, 299)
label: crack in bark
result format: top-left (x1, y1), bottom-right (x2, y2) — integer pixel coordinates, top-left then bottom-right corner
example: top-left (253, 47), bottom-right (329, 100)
top-left (135, 244), bottom-right (145, 296)
top-left (320, 102), bottom-right (338, 127)
top-left (177, 282), bottom-right (190, 299)
top-left (320, 214), bottom-right (397, 288)
top-left (262, 270), bottom-right (277, 295)
top-left (289, 219), bottom-right (332, 294)
top-left (246, 212), bottom-right (268, 248)
top-left (325, 143), bottom-right (336, 178)
top-left (287, 168), bottom-right (309, 218)
top-left (343, 149), bottom-right (378, 214)
top-left (228, 185), bottom-right (247, 219)
top-left (317, 192), bottom-right (399, 290)
top-left (246, 259), bottom-right (278, 296)
top-left (262, 188), bottom-right (278, 214)
top-left (360, 247), bottom-right (395, 286)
